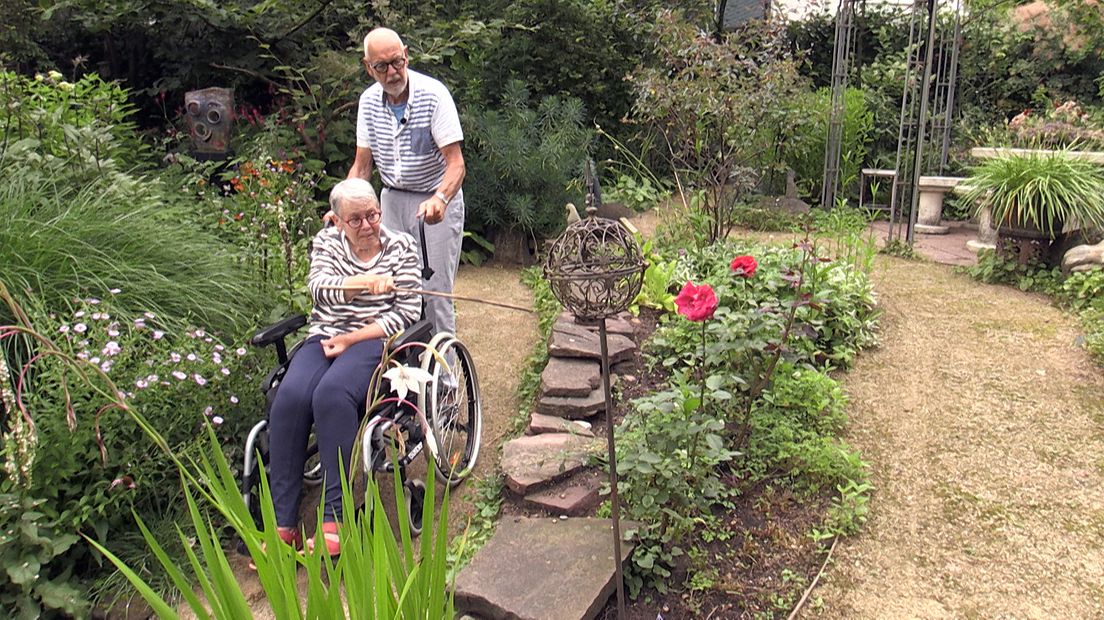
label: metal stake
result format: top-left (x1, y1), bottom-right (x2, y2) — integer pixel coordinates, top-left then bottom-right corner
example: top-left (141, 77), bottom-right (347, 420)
top-left (599, 318), bottom-right (626, 618)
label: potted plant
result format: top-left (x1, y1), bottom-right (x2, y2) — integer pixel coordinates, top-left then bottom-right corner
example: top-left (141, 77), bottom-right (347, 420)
top-left (960, 149), bottom-right (1104, 264)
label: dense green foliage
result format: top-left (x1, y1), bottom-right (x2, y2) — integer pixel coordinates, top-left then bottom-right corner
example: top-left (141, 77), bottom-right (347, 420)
top-left (784, 87), bottom-right (873, 202)
top-left (463, 81), bottom-right (591, 240)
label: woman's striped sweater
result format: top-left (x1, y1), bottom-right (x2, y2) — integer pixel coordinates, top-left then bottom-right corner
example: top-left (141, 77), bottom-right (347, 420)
top-left (306, 225), bottom-right (422, 338)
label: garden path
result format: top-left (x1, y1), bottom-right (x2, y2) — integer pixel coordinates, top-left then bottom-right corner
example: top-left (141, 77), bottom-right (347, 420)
top-left (812, 255), bottom-right (1104, 618)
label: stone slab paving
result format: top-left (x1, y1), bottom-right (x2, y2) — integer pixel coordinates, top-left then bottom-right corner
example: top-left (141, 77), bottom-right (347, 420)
top-left (548, 322), bottom-right (636, 363)
top-left (523, 477), bottom-right (602, 516)
top-left (535, 387), bottom-right (606, 419)
top-left (501, 433), bottom-right (603, 495)
top-left (527, 412), bottom-right (594, 437)
top-left (869, 220), bottom-right (979, 267)
top-left (539, 357), bottom-right (601, 397)
top-left (555, 311), bottom-right (636, 336)
top-left (454, 517), bottom-right (638, 620)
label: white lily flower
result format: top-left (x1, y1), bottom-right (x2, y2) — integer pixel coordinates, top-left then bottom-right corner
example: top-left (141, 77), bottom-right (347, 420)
top-left (382, 363), bottom-right (433, 402)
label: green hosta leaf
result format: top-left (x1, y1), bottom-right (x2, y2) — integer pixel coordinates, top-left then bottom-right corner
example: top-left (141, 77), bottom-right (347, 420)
top-left (7, 558), bottom-right (40, 585)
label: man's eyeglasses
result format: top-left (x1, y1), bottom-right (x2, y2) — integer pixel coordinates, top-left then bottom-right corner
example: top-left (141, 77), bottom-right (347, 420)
top-left (344, 211), bottom-right (381, 229)
top-left (369, 57), bottom-right (407, 74)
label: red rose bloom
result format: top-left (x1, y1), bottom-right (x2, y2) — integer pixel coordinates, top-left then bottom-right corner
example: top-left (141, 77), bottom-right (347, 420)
top-left (730, 255), bottom-right (758, 278)
top-left (675, 281), bottom-right (718, 322)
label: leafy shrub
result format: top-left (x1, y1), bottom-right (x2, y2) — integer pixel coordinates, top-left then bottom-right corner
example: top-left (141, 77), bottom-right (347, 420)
top-left (629, 12), bottom-right (808, 243)
top-left (965, 250), bottom-right (1064, 295)
top-left (462, 80), bottom-right (591, 241)
top-left (0, 71), bottom-right (146, 168)
top-left (743, 363), bottom-right (862, 492)
top-left (617, 375), bottom-right (739, 596)
top-left (604, 173), bottom-right (669, 212)
top-left (1060, 269), bottom-right (1104, 312)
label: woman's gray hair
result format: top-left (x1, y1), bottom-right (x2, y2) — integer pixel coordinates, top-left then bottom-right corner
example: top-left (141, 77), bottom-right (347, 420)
top-left (329, 178), bottom-right (379, 216)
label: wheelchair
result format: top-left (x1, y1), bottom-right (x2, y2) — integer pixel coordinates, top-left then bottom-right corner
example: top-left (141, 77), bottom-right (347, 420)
top-left (240, 313), bottom-right (482, 538)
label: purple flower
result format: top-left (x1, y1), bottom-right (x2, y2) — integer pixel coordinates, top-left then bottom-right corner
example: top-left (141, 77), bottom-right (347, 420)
top-left (170, 352), bottom-right (181, 363)
top-left (144, 312), bottom-right (155, 319)
top-left (203, 406), bottom-right (213, 416)
top-left (108, 327), bottom-right (119, 337)
top-left (89, 356), bottom-right (101, 365)
top-left (230, 395), bottom-right (239, 404)
top-left (186, 353), bottom-right (198, 362)
top-left (74, 311), bottom-right (86, 318)
top-left (102, 341), bottom-right (121, 356)
top-left (235, 347), bottom-right (247, 356)
top-left (172, 370), bottom-right (187, 380)
top-left (220, 367), bottom-right (230, 376)
top-left (214, 344), bottom-right (225, 352)
top-left (91, 312), bottom-right (103, 321)
top-left (58, 325), bottom-right (70, 334)
top-left (109, 288), bottom-right (121, 294)
top-left (146, 374), bottom-right (159, 382)
top-left (193, 374), bottom-right (207, 386)
top-left (134, 318), bottom-right (146, 328)
top-left (196, 329), bottom-right (206, 338)
top-left (153, 330), bottom-right (164, 340)
top-left (74, 323), bottom-right (87, 333)
top-left (87, 298), bottom-right (100, 305)
top-left (135, 379), bottom-right (149, 389)
top-left (100, 360), bottom-right (113, 372)
top-left (77, 351), bottom-right (89, 360)
top-left (212, 352), bottom-right (222, 364)
top-left (211, 416), bottom-right (224, 426)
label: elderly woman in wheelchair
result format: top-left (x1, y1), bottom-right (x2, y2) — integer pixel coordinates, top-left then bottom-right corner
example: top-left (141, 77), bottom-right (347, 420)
top-left (264, 177), bottom-right (420, 557)
top-left (244, 177), bottom-right (483, 562)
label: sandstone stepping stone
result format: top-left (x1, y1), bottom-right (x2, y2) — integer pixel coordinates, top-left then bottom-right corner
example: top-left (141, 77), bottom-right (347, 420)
top-left (556, 311), bottom-right (636, 337)
top-left (523, 478), bottom-right (601, 516)
top-left (535, 387), bottom-right (605, 419)
top-left (454, 517), bottom-right (637, 620)
top-left (501, 434), bottom-right (602, 495)
top-left (527, 412), bottom-right (595, 437)
top-left (548, 326), bottom-right (635, 363)
top-left (539, 357), bottom-right (600, 397)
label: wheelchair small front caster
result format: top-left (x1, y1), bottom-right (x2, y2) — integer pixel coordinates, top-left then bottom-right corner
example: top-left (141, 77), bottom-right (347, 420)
top-left (404, 479), bottom-right (426, 537)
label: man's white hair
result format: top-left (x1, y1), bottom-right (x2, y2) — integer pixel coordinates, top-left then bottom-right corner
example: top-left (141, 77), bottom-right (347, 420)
top-left (363, 27), bottom-right (404, 59)
top-left (329, 178), bottom-right (378, 216)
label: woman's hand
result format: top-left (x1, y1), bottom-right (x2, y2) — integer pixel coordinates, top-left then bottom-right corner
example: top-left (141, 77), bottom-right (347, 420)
top-left (320, 334), bottom-right (349, 358)
top-left (343, 274), bottom-right (394, 295)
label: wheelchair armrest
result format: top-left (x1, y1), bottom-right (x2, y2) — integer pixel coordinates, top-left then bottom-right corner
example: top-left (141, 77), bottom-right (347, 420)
top-left (390, 320), bottom-right (433, 352)
top-left (250, 314), bottom-right (308, 348)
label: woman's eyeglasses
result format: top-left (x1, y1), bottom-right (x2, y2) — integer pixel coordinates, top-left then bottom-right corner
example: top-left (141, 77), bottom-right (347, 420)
top-left (344, 211), bottom-right (381, 229)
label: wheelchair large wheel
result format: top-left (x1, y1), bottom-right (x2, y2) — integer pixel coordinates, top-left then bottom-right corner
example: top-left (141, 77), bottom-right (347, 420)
top-left (420, 335), bottom-right (482, 487)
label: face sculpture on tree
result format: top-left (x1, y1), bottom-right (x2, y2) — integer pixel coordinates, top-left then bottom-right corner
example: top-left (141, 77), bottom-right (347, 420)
top-left (184, 87), bottom-right (235, 155)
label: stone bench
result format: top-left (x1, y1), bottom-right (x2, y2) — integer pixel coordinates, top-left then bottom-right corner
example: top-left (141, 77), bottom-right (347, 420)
top-left (915, 175), bottom-right (967, 235)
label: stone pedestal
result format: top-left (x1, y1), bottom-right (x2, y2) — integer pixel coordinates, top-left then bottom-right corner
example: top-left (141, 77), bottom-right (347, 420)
top-left (966, 205), bottom-right (998, 253)
top-left (915, 176), bottom-right (964, 235)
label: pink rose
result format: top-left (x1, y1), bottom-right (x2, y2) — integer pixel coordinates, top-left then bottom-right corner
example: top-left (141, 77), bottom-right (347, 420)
top-left (675, 282), bottom-right (719, 322)
top-left (730, 255), bottom-right (758, 278)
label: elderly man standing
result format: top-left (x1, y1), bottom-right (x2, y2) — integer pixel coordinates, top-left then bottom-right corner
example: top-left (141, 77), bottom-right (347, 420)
top-left (347, 27), bottom-right (466, 337)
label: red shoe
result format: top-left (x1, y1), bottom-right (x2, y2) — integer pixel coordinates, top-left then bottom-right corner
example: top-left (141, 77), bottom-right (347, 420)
top-left (306, 521), bottom-right (341, 557)
top-left (248, 526), bottom-right (302, 571)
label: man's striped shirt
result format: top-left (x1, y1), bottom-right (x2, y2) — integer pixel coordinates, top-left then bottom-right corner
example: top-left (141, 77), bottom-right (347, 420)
top-left (355, 69), bottom-right (464, 193)
top-left (307, 225), bottom-right (421, 338)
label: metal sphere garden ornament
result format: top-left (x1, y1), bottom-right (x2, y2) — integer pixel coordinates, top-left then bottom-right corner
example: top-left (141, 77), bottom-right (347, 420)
top-left (543, 204), bottom-right (645, 619)
top-left (544, 207), bottom-right (645, 320)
